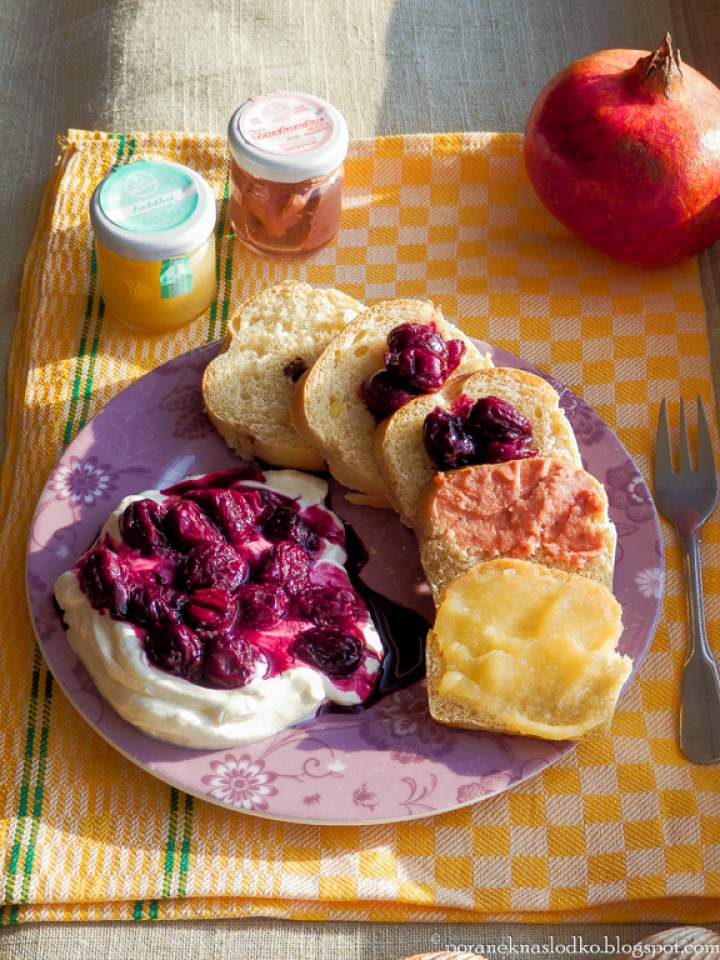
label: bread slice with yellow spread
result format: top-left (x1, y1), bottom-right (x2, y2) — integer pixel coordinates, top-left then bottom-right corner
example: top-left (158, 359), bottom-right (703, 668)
top-left (202, 281), bottom-right (364, 470)
top-left (292, 299), bottom-right (490, 506)
top-left (418, 458), bottom-right (617, 602)
top-left (374, 366), bottom-right (581, 528)
top-left (427, 558), bottom-right (630, 741)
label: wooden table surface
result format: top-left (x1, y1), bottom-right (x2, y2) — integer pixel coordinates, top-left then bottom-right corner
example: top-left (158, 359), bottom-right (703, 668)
top-left (1, 0), bottom-right (719, 957)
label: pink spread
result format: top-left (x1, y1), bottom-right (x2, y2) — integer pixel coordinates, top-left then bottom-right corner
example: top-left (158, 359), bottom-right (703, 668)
top-left (427, 458), bottom-right (606, 564)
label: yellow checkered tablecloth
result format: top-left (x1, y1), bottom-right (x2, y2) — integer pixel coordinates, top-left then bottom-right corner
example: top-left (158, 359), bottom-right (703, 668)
top-left (1, 128), bottom-right (719, 925)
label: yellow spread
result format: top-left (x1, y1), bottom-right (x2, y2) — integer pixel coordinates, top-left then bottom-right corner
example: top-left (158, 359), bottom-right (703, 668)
top-left (432, 558), bottom-right (630, 740)
top-left (96, 238), bottom-right (216, 334)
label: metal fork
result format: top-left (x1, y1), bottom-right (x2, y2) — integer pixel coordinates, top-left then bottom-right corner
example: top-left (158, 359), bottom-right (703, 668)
top-left (654, 397), bottom-right (720, 764)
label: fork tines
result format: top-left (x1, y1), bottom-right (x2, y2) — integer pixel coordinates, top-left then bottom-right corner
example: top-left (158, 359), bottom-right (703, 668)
top-left (656, 396), bottom-right (717, 478)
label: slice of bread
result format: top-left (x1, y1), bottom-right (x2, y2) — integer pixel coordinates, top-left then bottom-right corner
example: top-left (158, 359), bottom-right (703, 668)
top-left (202, 282), bottom-right (364, 470)
top-left (427, 558), bottom-right (630, 741)
top-left (374, 366), bottom-right (581, 527)
top-left (292, 299), bottom-right (491, 506)
top-left (418, 458), bottom-right (616, 602)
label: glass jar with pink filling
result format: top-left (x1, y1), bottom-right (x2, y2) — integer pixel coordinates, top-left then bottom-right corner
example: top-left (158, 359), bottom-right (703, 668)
top-left (227, 91), bottom-right (348, 257)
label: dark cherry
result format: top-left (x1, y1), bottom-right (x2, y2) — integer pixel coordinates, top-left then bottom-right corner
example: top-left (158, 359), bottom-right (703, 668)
top-left (422, 407), bottom-right (476, 469)
top-left (361, 370), bottom-right (415, 421)
top-left (78, 544), bottom-right (133, 617)
top-left (162, 500), bottom-right (223, 550)
top-left (295, 584), bottom-right (359, 629)
top-left (181, 542), bottom-right (248, 593)
top-left (385, 346), bottom-right (449, 392)
top-left (292, 628), bottom-right (363, 677)
top-left (233, 488), bottom-right (285, 525)
top-left (257, 541), bottom-right (310, 594)
top-left (237, 583), bottom-right (290, 629)
top-left (466, 395), bottom-right (533, 442)
top-left (445, 338), bottom-right (466, 375)
top-left (145, 622), bottom-right (203, 681)
top-left (362, 322), bottom-right (465, 420)
top-left (126, 583), bottom-right (184, 627)
top-left (424, 395), bottom-right (538, 469)
top-left (386, 321), bottom-right (447, 357)
top-left (186, 489), bottom-right (256, 545)
top-left (185, 588), bottom-right (238, 633)
top-left (203, 632), bottom-right (257, 688)
top-left (263, 505), bottom-right (317, 550)
top-left (119, 498), bottom-right (170, 555)
top-left (476, 437), bottom-right (538, 463)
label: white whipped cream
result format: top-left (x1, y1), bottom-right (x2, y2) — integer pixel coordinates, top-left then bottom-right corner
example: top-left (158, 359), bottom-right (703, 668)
top-left (54, 470), bottom-right (384, 749)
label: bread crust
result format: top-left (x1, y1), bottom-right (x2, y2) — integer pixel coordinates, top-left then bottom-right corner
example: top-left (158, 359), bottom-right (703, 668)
top-left (292, 370), bottom-right (392, 503)
top-left (205, 408), bottom-right (327, 471)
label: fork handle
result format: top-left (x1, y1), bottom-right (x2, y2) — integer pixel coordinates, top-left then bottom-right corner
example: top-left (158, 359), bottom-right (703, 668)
top-left (679, 531), bottom-right (711, 661)
top-left (678, 530), bottom-right (720, 764)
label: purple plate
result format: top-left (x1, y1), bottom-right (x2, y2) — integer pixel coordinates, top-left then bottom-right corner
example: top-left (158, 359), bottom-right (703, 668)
top-left (26, 342), bottom-right (663, 824)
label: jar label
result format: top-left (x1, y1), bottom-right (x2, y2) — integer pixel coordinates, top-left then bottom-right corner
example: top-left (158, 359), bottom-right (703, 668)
top-left (100, 160), bottom-right (199, 233)
top-left (239, 93), bottom-right (334, 156)
top-left (160, 256), bottom-right (193, 298)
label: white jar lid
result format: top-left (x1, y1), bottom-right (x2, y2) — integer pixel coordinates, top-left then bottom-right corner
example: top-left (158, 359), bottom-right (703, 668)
top-left (228, 92), bottom-right (349, 183)
top-left (90, 159), bottom-right (216, 261)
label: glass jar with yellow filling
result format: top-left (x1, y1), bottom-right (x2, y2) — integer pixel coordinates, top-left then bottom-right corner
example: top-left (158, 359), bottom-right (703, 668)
top-left (90, 159), bottom-right (217, 333)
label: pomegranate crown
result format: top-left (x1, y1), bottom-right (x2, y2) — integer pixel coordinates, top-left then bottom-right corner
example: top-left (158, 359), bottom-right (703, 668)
top-left (637, 32), bottom-right (684, 99)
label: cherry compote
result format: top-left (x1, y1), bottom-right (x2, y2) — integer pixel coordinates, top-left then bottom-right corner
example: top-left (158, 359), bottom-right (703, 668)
top-left (75, 466), bottom-right (378, 695)
top-left (423, 394), bottom-right (538, 470)
top-left (361, 321), bottom-right (466, 421)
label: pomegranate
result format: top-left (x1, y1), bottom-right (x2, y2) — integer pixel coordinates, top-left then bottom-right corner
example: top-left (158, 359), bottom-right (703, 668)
top-left (523, 33), bottom-right (720, 268)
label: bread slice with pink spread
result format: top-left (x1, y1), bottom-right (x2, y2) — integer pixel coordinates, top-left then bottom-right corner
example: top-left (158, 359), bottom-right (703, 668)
top-left (418, 457), bottom-right (617, 603)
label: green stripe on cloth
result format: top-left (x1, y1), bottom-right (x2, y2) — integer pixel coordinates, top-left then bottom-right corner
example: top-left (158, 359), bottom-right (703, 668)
top-left (177, 794), bottom-right (193, 896)
top-left (145, 787), bottom-right (179, 918)
top-left (206, 171), bottom-right (230, 342)
top-left (76, 297), bottom-right (105, 431)
top-left (161, 789), bottom-right (179, 897)
top-left (219, 221), bottom-right (235, 338)
top-left (0, 903), bottom-right (21, 926)
top-left (62, 132), bottom-right (126, 446)
top-left (19, 669), bottom-right (54, 903)
top-left (77, 137), bottom-right (136, 431)
top-left (62, 246), bottom-right (99, 447)
top-left (2, 650), bottom-right (41, 913)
